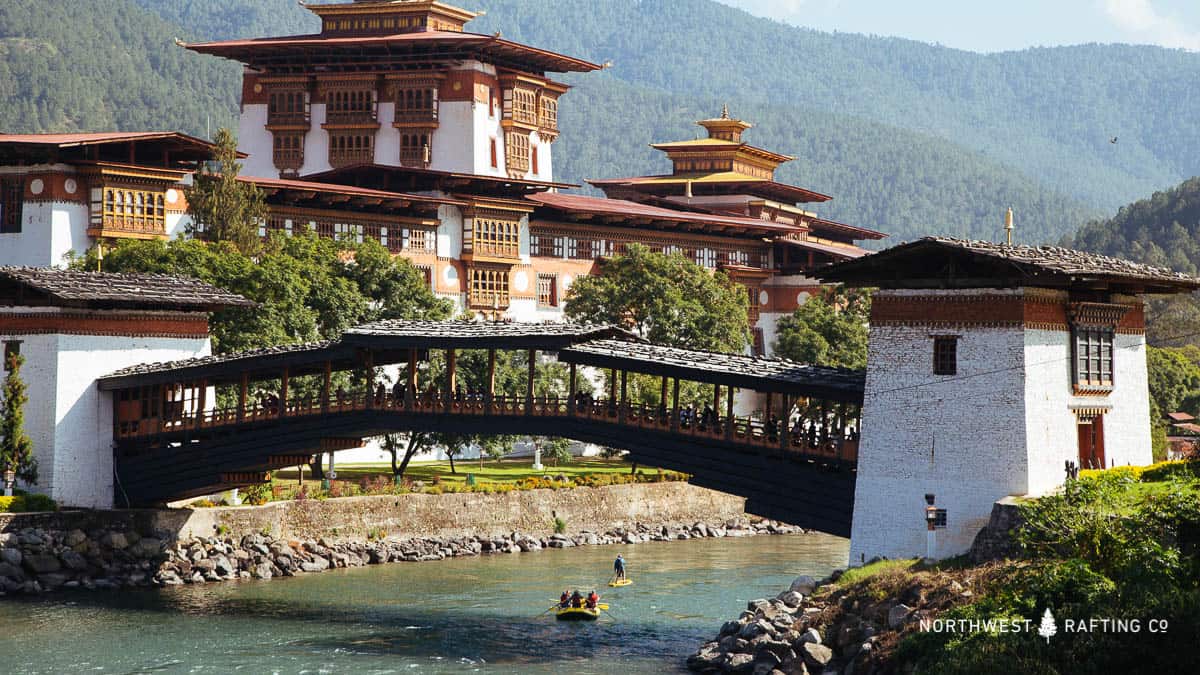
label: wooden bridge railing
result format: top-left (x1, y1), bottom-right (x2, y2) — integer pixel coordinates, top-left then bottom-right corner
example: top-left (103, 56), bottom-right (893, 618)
top-left (115, 390), bottom-right (859, 465)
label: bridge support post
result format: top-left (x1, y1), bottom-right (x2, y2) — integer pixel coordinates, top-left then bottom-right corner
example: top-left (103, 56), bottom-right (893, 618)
top-left (780, 394), bottom-right (790, 451)
top-left (406, 349), bottom-right (417, 409)
top-left (525, 349), bottom-right (536, 415)
top-left (237, 373), bottom-right (247, 424)
top-left (659, 376), bottom-right (668, 423)
top-left (618, 369), bottom-right (628, 424)
top-left (364, 351), bottom-right (374, 410)
top-left (279, 369), bottom-right (289, 419)
top-left (712, 385), bottom-right (721, 431)
top-left (820, 400), bottom-right (830, 444)
top-left (197, 379), bottom-right (208, 428)
top-left (670, 377), bottom-right (680, 431)
top-left (725, 384), bottom-right (734, 440)
top-left (486, 349), bottom-right (496, 413)
top-left (321, 361), bottom-right (331, 414)
top-left (445, 349), bottom-right (456, 411)
top-left (608, 369), bottom-right (617, 415)
top-left (567, 362), bottom-right (576, 416)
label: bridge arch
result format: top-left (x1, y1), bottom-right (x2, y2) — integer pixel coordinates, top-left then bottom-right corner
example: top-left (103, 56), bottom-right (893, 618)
top-left (99, 321), bottom-right (864, 536)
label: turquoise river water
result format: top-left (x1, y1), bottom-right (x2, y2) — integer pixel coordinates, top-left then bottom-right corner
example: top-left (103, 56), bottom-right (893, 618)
top-left (0, 533), bottom-right (848, 674)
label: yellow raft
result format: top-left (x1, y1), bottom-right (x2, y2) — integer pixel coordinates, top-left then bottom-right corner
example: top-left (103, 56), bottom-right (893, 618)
top-left (608, 578), bottom-right (633, 587)
top-left (555, 606), bottom-right (600, 621)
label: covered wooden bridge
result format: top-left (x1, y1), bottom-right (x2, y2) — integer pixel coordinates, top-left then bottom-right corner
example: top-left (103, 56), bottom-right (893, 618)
top-left (98, 321), bottom-right (864, 535)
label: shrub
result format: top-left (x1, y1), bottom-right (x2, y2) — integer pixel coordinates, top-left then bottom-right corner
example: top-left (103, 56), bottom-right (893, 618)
top-left (294, 485), bottom-right (308, 501)
top-left (553, 516), bottom-right (567, 534)
top-left (191, 499), bottom-right (216, 508)
top-left (425, 486), bottom-right (443, 495)
top-left (0, 493), bottom-right (56, 513)
top-left (242, 482), bottom-right (272, 506)
top-left (367, 526), bottom-right (386, 540)
top-left (215, 523), bottom-right (230, 536)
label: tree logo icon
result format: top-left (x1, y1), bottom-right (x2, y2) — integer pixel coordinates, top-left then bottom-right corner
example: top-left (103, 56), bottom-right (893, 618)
top-left (1038, 608), bottom-right (1057, 643)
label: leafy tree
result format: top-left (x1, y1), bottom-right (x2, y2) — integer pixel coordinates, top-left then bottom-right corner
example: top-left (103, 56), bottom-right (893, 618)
top-left (478, 435), bottom-right (518, 469)
top-left (1, 352), bottom-right (36, 496)
top-left (435, 432), bottom-right (472, 474)
top-left (72, 233), bottom-right (452, 354)
top-left (185, 128), bottom-right (266, 254)
top-left (538, 436), bottom-right (573, 467)
top-left (564, 243), bottom-right (749, 353)
top-left (773, 287), bottom-right (871, 369)
top-left (1146, 347), bottom-right (1200, 416)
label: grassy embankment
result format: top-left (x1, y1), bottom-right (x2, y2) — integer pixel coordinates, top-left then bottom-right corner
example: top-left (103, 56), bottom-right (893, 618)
top-left (198, 458), bottom-right (685, 506)
top-left (816, 460), bottom-right (1200, 674)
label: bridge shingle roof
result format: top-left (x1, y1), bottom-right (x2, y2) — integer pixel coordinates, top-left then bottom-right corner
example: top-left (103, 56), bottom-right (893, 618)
top-left (0, 266), bottom-right (254, 311)
top-left (558, 339), bottom-right (865, 402)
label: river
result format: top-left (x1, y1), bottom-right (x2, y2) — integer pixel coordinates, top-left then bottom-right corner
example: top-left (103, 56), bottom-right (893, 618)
top-left (0, 533), bottom-right (847, 673)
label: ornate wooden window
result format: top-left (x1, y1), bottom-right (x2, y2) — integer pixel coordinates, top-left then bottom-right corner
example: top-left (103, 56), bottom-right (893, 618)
top-left (96, 186), bottom-right (166, 236)
top-left (531, 234), bottom-right (563, 258)
top-left (933, 336), bottom-right (958, 376)
top-left (415, 264), bottom-right (433, 290)
top-left (570, 238), bottom-right (594, 260)
top-left (0, 177), bottom-right (22, 234)
top-left (537, 274), bottom-right (557, 307)
top-left (328, 132), bottom-right (375, 168)
top-left (505, 132), bottom-right (530, 176)
top-left (267, 89), bottom-right (310, 126)
top-left (272, 133), bottom-right (305, 172)
top-left (472, 216), bottom-right (520, 258)
top-left (489, 139), bottom-right (498, 168)
top-left (510, 88), bottom-right (538, 125)
top-left (531, 145), bottom-right (539, 175)
top-left (399, 132), bottom-right (432, 167)
top-left (468, 267), bottom-right (510, 309)
top-left (393, 87), bottom-right (438, 124)
top-left (405, 227), bottom-right (435, 253)
top-left (324, 88), bottom-right (378, 125)
top-left (1072, 327), bottom-right (1114, 389)
top-left (539, 97), bottom-right (558, 131)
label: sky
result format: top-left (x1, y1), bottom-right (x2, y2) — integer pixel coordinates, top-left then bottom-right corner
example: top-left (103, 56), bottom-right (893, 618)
top-left (717, 0), bottom-right (1200, 53)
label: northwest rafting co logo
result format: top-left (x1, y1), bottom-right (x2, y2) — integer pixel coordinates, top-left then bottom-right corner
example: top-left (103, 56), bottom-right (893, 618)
top-left (917, 606), bottom-right (1167, 638)
top-left (1038, 608), bottom-right (1057, 643)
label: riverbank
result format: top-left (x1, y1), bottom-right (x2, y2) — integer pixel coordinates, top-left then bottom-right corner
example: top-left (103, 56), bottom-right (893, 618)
top-left (687, 460), bottom-right (1200, 674)
top-left (0, 481), bottom-right (802, 596)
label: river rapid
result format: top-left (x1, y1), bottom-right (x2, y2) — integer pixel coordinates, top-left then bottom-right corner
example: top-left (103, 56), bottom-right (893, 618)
top-left (0, 532), bottom-right (847, 674)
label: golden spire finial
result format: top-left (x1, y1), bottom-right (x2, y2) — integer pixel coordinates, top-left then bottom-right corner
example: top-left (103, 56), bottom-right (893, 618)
top-left (721, 103), bottom-right (729, 119)
top-left (1004, 207), bottom-right (1014, 245)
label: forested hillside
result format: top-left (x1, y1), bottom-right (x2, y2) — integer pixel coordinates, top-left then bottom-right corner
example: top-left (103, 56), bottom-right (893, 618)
top-left (1063, 178), bottom-right (1200, 346)
top-left (3, 0), bottom-right (1198, 244)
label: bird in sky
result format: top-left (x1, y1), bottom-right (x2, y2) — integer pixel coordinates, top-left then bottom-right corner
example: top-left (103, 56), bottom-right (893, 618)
top-left (1110, 136), bottom-right (1118, 144)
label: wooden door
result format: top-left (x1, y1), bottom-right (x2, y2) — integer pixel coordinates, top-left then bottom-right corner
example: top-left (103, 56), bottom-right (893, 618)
top-left (1077, 415), bottom-right (1106, 470)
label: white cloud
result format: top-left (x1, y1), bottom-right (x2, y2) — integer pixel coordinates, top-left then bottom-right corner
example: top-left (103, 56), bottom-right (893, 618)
top-left (1104, 0), bottom-right (1200, 50)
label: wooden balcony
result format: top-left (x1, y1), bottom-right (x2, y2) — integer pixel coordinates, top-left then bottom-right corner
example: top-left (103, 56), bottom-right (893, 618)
top-left (266, 111), bottom-right (310, 129)
top-left (393, 108), bottom-right (438, 127)
top-left (328, 146), bottom-right (375, 168)
top-left (322, 110), bottom-right (379, 127)
top-left (87, 215), bottom-right (168, 240)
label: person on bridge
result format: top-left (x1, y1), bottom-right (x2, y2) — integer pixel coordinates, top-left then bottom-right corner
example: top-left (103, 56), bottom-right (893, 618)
top-left (586, 590), bottom-right (600, 609)
top-left (614, 554), bottom-right (626, 581)
top-left (559, 590), bottom-right (570, 608)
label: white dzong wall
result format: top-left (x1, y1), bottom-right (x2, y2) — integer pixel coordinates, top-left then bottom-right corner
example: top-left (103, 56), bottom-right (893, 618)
top-left (0, 310), bottom-right (211, 508)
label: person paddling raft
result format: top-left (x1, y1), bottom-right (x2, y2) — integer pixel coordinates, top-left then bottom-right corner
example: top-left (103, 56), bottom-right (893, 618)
top-left (570, 590), bottom-right (584, 608)
top-left (559, 590), bottom-right (571, 608)
top-left (614, 554), bottom-right (626, 581)
top-left (586, 590), bottom-right (600, 609)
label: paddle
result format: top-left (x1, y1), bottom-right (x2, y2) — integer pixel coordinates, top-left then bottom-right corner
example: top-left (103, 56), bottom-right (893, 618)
top-left (535, 604), bottom-right (559, 618)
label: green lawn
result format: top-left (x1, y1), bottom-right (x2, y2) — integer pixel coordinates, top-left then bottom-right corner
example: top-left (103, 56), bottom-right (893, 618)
top-left (272, 457), bottom-right (663, 487)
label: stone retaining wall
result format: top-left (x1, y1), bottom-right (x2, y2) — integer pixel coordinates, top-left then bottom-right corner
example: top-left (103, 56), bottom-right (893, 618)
top-left (1, 481), bottom-right (767, 596)
top-left (173, 481), bottom-right (748, 541)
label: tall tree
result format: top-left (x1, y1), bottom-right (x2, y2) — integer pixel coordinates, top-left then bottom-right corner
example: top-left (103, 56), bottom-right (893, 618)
top-left (564, 243), bottom-right (749, 353)
top-left (773, 287), bottom-right (871, 369)
top-left (185, 128), bottom-right (266, 254)
top-left (1, 352), bottom-right (36, 496)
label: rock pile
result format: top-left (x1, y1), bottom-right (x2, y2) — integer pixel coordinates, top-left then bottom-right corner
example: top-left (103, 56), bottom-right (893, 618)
top-left (687, 575), bottom-right (880, 675)
top-left (2, 517), bottom-right (803, 595)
